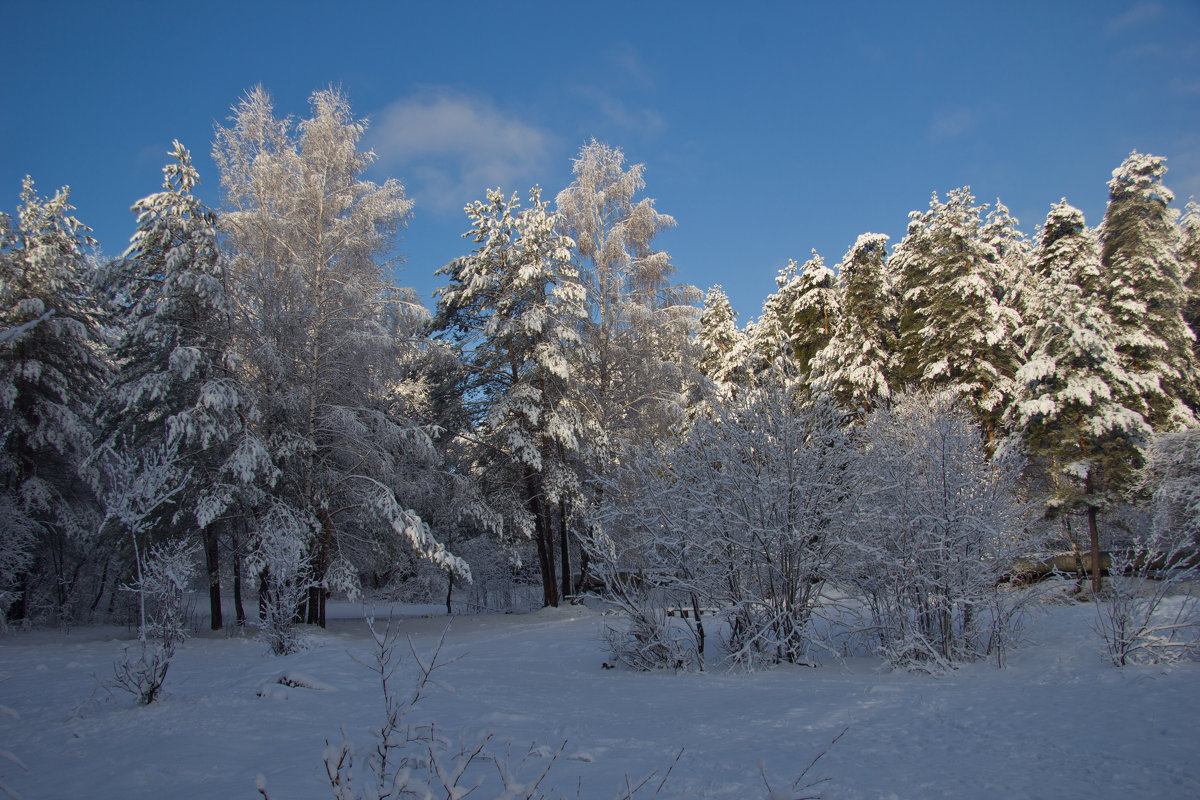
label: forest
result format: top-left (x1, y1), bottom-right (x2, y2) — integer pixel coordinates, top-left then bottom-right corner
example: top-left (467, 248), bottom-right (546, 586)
top-left (2, 85), bottom-right (1199, 682)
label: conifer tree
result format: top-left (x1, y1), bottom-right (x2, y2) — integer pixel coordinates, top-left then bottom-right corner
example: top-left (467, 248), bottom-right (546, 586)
top-left (893, 188), bottom-right (1022, 439)
top-left (809, 233), bottom-right (895, 414)
top-left (97, 143), bottom-right (270, 629)
top-left (433, 187), bottom-right (590, 607)
top-left (696, 285), bottom-right (745, 394)
top-left (747, 253), bottom-right (838, 386)
top-left (1174, 200), bottom-right (1200, 368)
top-left (0, 179), bottom-right (108, 621)
top-left (1007, 201), bottom-right (1151, 592)
top-left (1098, 151), bottom-right (1198, 430)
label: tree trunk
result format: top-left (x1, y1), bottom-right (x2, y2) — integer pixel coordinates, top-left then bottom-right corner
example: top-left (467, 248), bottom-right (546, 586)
top-left (204, 524), bottom-right (223, 630)
top-left (525, 468), bottom-right (558, 607)
top-left (1088, 504), bottom-right (1103, 594)
top-left (445, 571), bottom-right (454, 615)
top-left (233, 524), bottom-right (246, 627)
top-left (559, 499), bottom-right (572, 600)
top-left (1086, 470), bottom-right (1103, 594)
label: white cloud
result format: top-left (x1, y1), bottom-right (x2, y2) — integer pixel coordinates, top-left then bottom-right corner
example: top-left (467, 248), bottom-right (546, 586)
top-left (1106, 2), bottom-right (1163, 35)
top-left (928, 107), bottom-right (978, 143)
top-left (367, 92), bottom-right (555, 214)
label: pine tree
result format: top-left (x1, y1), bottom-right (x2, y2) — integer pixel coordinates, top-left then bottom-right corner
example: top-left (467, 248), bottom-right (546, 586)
top-left (809, 233), bottom-right (895, 414)
top-left (1175, 200), bottom-right (1200, 369)
top-left (433, 187), bottom-right (590, 607)
top-left (696, 285), bottom-right (745, 394)
top-left (747, 253), bottom-right (839, 387)
top-left (1099, 151), bottom-right (1198, 430)
top-left (1007, 201), bottom-right (1151, 593)
top-left (0, 178), bottom-right (108, 621)
top-left (893, 188), bottom-right (1022, 439)
top-left (96, 142), bottom-right (270, 629)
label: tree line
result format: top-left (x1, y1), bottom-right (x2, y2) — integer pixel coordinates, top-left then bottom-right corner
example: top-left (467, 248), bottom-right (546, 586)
top-left (2, 86), bottom-right (1197, 657)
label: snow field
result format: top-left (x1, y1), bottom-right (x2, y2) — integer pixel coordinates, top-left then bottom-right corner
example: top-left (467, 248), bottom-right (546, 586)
top-left (1, 596), bottom-right (1198, 799)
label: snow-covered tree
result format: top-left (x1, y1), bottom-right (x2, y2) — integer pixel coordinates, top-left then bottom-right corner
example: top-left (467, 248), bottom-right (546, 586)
top-left (747, 254), bottom-right (839, 387)
top-left (1144, 427), bottom-right (1200, 548)
top-left (809, 234), bottom-right (895, 414)
top-left (214, 87), bottom-right (465, 626)
top-left (95, 142), bottom-right (269, 629)
top-left (892, 189), bottom-right (1023, 439)
top-left (1099, 151), bottom-right (1199, 430)
top-left (1006, 201), bottom-right (1151, 593)
top-left (593, 388), bottom-right (855, 669)
top-left (0, 178), bottom-right (108, 623)
top-left (851, 391), bottom-right (1032, 670)
top-left (433, 187), bottom-right (590, 607)
top-left (555, 140), bottom-right (701, 460)
top-left (695, 285), bottom-right (746, 397)
top-left (1179, 201), bottom-right (1200, 365)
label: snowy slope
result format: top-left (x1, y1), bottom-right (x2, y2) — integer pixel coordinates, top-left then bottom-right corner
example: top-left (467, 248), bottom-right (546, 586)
top-left (1, 596), bottom-right (1198, 799)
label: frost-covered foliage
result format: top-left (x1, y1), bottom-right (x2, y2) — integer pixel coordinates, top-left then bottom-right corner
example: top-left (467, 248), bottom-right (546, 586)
top-left (90, 437), bottom-right (193, 703)
top-left (1093, 536), bottom-right (1200, 667)
top-left (434, 186), bottom-right (591, 607)
top-left (214, 87), bottom-right (464, 627)
top-left (1099, 151), bottom-right (1199, 430)
top-left (809, 233), bottom-right (896, 415)
top-left (248, 503), bottom-right (315, 656)
top-left (0, 178), bottom-right (108, 623)
top-left (850, 391), bottom-right (1034, 671)
top-left (1144, 428), bottom-right (1200, 547)
top-left (555, 139), bottom-right (702, 473)
top-left (892, 188), bottom-right (1024, 439)
top-left (593, 387), bottom-right (855, 669)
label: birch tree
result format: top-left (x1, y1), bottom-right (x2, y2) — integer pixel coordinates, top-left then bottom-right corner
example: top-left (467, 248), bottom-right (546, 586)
top-left (214, 87), bottom-right (465, 627)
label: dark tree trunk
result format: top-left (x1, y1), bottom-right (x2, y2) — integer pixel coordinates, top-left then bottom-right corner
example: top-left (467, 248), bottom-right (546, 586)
top-left (445, 571), bottom-right (454, 615)
top-left (233, 525), bottom-right (246, 627)
top-left (1086, 470), bottom-right (1103, 595)
top-left (204, 525), bottom-right (223, 630)
top-left (1088, 505), bottom-right (1103, 594)
top-left (558, 499), bottom-right (572, 600)
top-left (526, 468), bottom-right (558, 608)
top-left (258, 567), bottom-right (270, 621)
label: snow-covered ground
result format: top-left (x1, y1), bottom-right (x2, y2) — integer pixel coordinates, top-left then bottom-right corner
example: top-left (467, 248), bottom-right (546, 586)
top-left (2, 590), bottom-right (1198, 799)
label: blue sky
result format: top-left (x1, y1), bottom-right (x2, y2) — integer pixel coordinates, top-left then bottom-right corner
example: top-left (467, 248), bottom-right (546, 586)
top-left (3, 1), bottom-right (1198, 322)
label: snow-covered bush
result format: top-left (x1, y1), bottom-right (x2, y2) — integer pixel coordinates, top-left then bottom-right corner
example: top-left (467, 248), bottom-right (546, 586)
top-left (1145, 428), bottom-right (1200, 549)
top-left (850, 391), bottom-right (1035, 671)
top-left (248, 503), bottom-right (316, 656)
top-left (1094, 537), bottom-right (1200, 666)
top-left (593, 387), bottom-right (855, 669)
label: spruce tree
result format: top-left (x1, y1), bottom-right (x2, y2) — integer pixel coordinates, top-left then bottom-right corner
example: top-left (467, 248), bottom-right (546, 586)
top-left (0, 178), bottom-right (108, 621)
top-left (1176, 200), bottom-right (1200, 367)
top-left (809, 233), bottom-right (895, 414)
top-left (893, 188), bottom-right (1022, 440)
top-left (97, 143), bottom-right (269, 629)
top-left (1007, 201), bottom-right (1151, 592)
top-left (1098, 151), bottom-right (1198, 430)
top-left (696, 285), bottom-right (745, 393)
